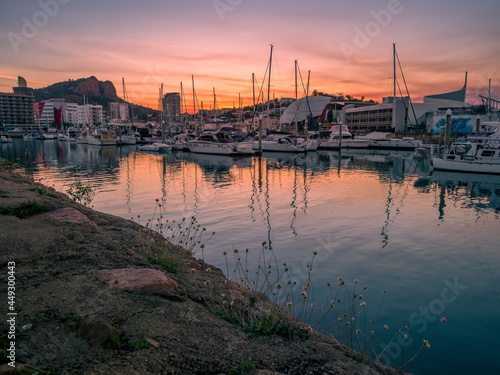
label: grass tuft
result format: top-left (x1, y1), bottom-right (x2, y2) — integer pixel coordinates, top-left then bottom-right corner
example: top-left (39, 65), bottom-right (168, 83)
top-left (1, 200), bottom-right (49, 219)
top-left (228, 359), bottom-right (256, 375)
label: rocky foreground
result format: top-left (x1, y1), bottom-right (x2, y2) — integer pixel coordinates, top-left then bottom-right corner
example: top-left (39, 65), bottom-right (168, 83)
top-left (0, 163), bottom-right (406, 375)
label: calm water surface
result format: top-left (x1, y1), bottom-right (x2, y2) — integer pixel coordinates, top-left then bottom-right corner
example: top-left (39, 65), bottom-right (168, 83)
top-left (2, 139), bottom-right (500, 375)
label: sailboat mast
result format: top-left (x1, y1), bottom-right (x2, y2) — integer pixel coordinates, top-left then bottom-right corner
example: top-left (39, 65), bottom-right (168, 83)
top-left (161, 83), bottom-right (165, 143)
top-left (392, 43), bottom-right (396, 130)
top-left (213, 87), bottom-right (217, 119)
top-left (306, 70), bottom-right (311, 139)
top-left (238, 93), bottom-right (241, 125)
top-left (201, 101), bottom-right (204, 127)
top-left (488, 78), bottom-right (491, 120)
top-left (267, 44), bottom-right (273, 131)
top-left (252, 73), bottom-right (255, 134)
top-left (295, 60), bottom-right (298, 100)
top-left (192, 75), bottom-right (196, 134)
top-left (294, 60), bottom-right (298, 135)
top-left (181, 81), bottom-right (185, 131)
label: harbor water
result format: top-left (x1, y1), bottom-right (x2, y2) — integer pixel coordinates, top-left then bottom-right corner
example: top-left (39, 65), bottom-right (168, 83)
top-left (2, 139), bottom-right (500, 375)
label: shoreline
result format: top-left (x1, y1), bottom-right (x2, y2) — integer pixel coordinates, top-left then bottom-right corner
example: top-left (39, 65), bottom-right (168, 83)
top-left (0, 162), bottom-right (407, 375)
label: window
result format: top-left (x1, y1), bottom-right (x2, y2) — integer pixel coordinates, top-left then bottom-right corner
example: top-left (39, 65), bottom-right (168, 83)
top-left (480, 150), bottom-right (495, 157)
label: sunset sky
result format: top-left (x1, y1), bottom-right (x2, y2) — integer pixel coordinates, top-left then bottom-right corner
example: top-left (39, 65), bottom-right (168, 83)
top-left (1, 0), bottom-right (499, 112)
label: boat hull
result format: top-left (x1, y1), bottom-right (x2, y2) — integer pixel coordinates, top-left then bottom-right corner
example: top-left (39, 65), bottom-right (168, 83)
top-left (187, 141), bottom-right (245, 156)
top-left (432, 157), bottom-right (500, 174)
top-left (318, 139), bottom-right (371, 150)
top-left (367, 139), bottom-right (422, 150)
top-left (252, 140), bottom-right (306, 153)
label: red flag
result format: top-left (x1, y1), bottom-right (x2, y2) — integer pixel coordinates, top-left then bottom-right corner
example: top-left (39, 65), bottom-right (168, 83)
top-left (54, 106), bottom-right (63, 128)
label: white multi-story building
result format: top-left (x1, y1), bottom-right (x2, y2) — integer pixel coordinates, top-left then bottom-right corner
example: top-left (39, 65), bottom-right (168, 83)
top-left (77, 104), bottom-right (103, 127)
top-left (110, 102), bottom-right (129, 121)
top-left (65, 103), bottom-right (78, 125)
top-left (37, 101), bottom-right (56, 128)
top-left (35, 99), bottom-right (82, 128)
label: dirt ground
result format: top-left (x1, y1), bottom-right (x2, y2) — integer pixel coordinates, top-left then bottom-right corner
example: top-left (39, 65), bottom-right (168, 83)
top-left (0, 163), bottom-right (407, 375)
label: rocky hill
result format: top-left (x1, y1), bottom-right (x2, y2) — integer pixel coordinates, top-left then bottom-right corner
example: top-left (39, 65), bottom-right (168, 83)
top-left (33, 77), bottom-right (158, 119)
top-left (33, 76), bottom-right (120, 106)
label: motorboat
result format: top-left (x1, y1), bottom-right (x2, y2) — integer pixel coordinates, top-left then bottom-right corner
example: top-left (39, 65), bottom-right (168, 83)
top-left (116, 133), bottom-right (137, 145)
top-left (7, 128), bottom-right (24, 138)
top-left (359, 131), bottom-right (422, 150)
top-left (186, 127), bottom-right (253, 156)
top-left (252, 133), bottom-right (309, 153)
top-left (38, 132), bottom-right (57, 140)
top-left (23, 133), bottom-right (38, 141)
top-left (57, 133), bottom-right (71, 142)
top-left (171, 133), bottom-right (196, 151)
top-left (317, 125), bottom-right (371, 150)
top-left (139, 142), bottom-right (172, 152)
top-left (431, 122), bottom-right (500, 174)
top-left (0, 135), bottom-right (13, 143)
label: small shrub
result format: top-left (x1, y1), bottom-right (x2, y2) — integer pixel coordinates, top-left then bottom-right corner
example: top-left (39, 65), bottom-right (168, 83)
top-left (30, 186), bottom-right (58, 198)
top-left (66, 180), bottom-right (95, 207)
top-left (0, 159), bottom-right (17, 171)
top-left (59, 314), bottom-right (81, 329)
top-left (145, 255), bottom-right (184, 275)
top-left (106, 331), bottom-right (122, 349)
top-left (131, 338), bottom-right (150, 351)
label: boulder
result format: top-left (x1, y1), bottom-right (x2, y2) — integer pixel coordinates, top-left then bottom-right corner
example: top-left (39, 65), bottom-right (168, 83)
top-left (34, 207), bottom-right (102, 232)
top-left (97, 268), bottom-right (179, 294)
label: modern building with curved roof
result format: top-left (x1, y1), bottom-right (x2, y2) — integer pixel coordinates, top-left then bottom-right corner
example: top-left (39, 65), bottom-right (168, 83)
top-left (280, 96), bottom-right (332, 125)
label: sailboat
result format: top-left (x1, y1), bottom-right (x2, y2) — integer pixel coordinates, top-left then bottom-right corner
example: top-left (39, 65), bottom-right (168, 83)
top-left (358, 44), bottom-right (422, 150)
top-left (116, 78), bottom-right (137, 146)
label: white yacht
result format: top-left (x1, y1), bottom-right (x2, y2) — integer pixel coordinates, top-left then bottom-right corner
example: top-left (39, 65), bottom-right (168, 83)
top-left (38, 132), bottom-right (57, 140)
top-left (171, 133), bottom-right (196, 151)
top-left (432, 122), bottom-right (500, 174)
top-left (57, 133), bottom-right (71, 142)
top-left (139, 142), bottom-right (172, 152)
top-left (317, 125), bottom-right (371, 150)
top-left (187, 128), bottom-right (253, 156)
top-left (252, 133), bottom-right (310, 153)
top-left (116, 133), bottom-right (137, 145)
top-left (359, 131), bottom-right (422, 150)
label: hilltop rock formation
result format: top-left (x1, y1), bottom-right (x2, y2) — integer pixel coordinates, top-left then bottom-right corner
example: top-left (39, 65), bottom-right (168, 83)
top-left (73, 76), bottom-right (117, 99)
top-left (34, 76), bottom-right (119, 105)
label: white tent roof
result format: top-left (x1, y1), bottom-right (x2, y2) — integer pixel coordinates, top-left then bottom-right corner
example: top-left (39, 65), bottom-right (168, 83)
top-left (280, 96), bottom-right (332, 124)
